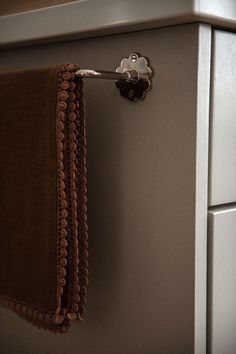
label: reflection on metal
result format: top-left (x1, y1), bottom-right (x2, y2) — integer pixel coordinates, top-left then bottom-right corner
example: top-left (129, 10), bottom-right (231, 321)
top-left (76, 53), bottom-right (152, 102)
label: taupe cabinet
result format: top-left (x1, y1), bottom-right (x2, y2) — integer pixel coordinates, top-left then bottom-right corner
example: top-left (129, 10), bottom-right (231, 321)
top-left (208, 207), bottom-right (236, 354)
top-left (209, 31), bottom-right (236, 206)
top-left (208, 30), bottom-right (236, 354)
top-left (0, 22), bottom-right (235, 354)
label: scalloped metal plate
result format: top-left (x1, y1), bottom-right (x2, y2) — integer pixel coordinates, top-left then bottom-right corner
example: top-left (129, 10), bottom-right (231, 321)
top-left (116, 53), bottom-right (152, 101)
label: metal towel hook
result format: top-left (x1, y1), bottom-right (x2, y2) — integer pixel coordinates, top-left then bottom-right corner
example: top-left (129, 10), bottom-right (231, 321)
top-left (75, 53), bottom-right (152, 102)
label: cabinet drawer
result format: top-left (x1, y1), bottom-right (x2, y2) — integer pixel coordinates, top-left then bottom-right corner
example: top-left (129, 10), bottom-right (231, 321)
top-left (209, 30), bottom-right (236, 206)
top-left (208, 206), bottom-right (236, 354)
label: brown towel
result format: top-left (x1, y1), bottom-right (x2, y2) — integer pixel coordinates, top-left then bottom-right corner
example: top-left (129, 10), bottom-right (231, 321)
top-left (0, 64), bottom-right (88, 333)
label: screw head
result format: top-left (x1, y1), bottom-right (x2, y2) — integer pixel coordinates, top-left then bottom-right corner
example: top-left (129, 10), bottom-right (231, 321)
top-left (131, 53), bottom-right (138, 62)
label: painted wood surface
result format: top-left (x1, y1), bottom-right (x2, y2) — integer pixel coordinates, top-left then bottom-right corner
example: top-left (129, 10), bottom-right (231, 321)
top-left (209, 30), bottom-right (236, 206)
top-left (0, 24), bottom-right (211, 354)
top-left (208, 205), bottom-right (236, 354)
top-left (1, 0), bottom-right (236, 48)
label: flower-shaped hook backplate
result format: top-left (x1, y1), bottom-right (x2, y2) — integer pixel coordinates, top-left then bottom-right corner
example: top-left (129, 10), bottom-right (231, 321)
top-left (115, 53), bottom-right (152, 101)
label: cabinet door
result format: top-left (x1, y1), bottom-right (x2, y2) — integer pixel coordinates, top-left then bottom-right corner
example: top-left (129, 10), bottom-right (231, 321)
top-left (0, 23), bottom-right (211, 354)
top-left (208, 206), bottom-right (236, 354)
top-left (209, 30), bottom-right (236, 206)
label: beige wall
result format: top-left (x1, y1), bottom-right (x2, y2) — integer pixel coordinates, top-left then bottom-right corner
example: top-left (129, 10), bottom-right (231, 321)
top-left (0, 0), bottom-right (74, 16)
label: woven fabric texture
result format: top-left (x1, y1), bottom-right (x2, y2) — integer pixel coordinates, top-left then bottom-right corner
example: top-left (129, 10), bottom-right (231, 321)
top-left (0, 64), bottom-right (88, 333)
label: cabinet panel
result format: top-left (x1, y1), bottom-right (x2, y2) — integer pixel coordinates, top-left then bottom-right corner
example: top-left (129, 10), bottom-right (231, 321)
top-left (209, 30), bottom-right (236, 206)
top-left (208, 206), bottom-right (236, 354)
top-left (0, 23), bottom-right (210, 354)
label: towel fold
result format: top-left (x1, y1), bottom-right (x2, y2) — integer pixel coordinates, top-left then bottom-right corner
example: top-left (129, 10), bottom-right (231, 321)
top-left (0, 64), bottom-right (88, 333)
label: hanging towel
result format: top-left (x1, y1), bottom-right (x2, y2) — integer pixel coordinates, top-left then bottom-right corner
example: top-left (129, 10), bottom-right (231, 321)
top-left (0, 64), bottom-right (88, 333)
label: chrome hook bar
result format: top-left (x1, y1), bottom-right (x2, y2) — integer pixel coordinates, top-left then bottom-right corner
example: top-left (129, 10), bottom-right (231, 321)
top-left (75, 53), bottom-right (152, 101)
top-left (76, 69), bottom-right (132, 81)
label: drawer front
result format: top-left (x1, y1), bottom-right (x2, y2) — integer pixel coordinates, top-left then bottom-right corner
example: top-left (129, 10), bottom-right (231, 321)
top-left (209, 30), bottom-right (236, 206)
top-left (208, 206), bottom-right (236, 354)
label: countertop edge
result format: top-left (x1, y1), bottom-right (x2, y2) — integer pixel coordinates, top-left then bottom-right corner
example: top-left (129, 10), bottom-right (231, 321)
top-left (0, 0), bottom-right (236, 49)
